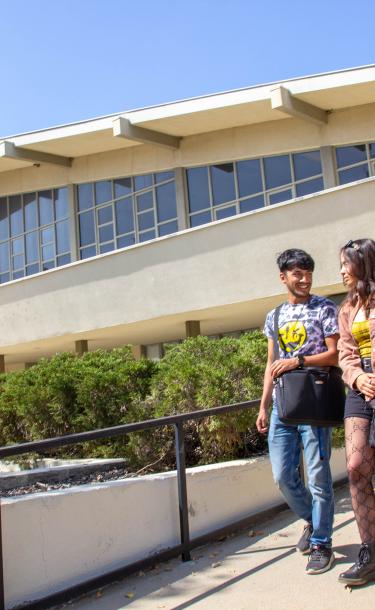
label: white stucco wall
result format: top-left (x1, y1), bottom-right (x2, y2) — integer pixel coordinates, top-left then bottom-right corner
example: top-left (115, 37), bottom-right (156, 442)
top-left (0, 177), bottom-right (374, 357)
top-left (2, 449), bottom-right (346, 608)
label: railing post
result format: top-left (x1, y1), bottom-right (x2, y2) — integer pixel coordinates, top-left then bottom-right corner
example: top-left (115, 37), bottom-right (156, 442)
top-left (174, 423), bottom-right (191, 562)
top-left (0, 499), bottom-right (5, 610)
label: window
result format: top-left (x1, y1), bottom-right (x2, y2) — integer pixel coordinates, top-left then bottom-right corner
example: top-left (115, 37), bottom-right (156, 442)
top-left (335, 143), bottom-right (375, 185)
top-left (76, 171), bottom-right (177, 259)
top-left (0, 187), bottom-right (71, 284)
top-left (186, 149), bottom-right (323, 227)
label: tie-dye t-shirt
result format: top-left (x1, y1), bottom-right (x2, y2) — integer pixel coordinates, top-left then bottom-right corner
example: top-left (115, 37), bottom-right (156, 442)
top-left (263, 295), bottom-right (339, 359)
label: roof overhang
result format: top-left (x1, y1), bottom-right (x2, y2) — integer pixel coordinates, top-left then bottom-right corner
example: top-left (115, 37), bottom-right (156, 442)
top-left (0, 64), bottom-right (375, 173)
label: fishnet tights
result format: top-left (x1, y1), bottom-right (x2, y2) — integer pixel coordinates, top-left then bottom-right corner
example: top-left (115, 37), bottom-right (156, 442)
top-left (345, 416), bottom-right (375, 543)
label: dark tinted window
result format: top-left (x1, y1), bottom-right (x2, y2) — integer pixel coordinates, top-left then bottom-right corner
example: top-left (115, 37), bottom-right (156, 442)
top-left (296, 177), bottom-right (324, 197)
top-left (264, 155), bottom-right (291, 189)
top-left (114, 177), bottom-right (132, 198)
top-left (336, 145), bottom-right (367, 168)
top-left (79, 210), bottom-right (95, 246)
top-left (95, 181), bottom-right (112, 205)
top-left (210, 163), bottom-right (236, 205)
top-left (158, 220), bottom-right (178, 236)
top-left (77, 184), bottom-right (93, 211)
top-left (156, 182), bottom-right (177, 222)
top-left (269, 189), bottom-right (293, 205)
top-left (9, 195), bottom-right (23, 236)
top-left (115, 198), bottom-right (134, 234)
top-left (190, 210), bottom-right (212, 227)
top-left (293, 151), bottom-right (322, 180)
top-left (24, 193), bottom-right (38, 231)
top-left (39, 191), bottom-right (54, 226)
top-left (237, 159), bottom-right (263, 197)
top-left (134, 174), bottom-right (153, 191)
top-left (338, 164), bottom-right (369, 185)
top-left (240, 194), bottom-right (264, 213)
top-left (216, 205), bottom-right (236, 220)
top-left (186, 167), bottom-right (210, 212)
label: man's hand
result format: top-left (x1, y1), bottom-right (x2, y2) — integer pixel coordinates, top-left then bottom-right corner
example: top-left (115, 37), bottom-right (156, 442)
top-left (270, 357), bottom-right (299, 379)
top-left (256, 408), bottom-right (269, 434)
top-left (355, 373), bottom-right (375, 401)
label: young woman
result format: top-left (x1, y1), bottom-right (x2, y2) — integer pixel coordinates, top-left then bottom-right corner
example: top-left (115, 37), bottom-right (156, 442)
top-left (338, 238), bottom-right (375, 585)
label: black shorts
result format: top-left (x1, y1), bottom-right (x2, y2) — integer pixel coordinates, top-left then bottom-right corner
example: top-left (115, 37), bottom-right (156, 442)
top-left (344, 360), bottom-right (374, 421)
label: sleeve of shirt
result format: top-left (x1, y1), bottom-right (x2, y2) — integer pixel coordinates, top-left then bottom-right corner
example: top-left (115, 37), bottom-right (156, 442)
top-left (320, 299), bottom-right (339, 337)
top-left (263, 309), bottom-right (274, 339)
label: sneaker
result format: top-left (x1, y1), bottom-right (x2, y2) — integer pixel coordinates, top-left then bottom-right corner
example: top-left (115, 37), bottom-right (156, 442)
top-left (296, 523), bottom-right (313, 555)
top-left (306, 545), bottom-right (335, 574)
top-left (338, 542), bottom-right (375, 586)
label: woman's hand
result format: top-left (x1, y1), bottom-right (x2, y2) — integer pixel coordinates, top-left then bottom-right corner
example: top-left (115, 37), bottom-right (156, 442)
top-left (355, 373), bottom-right (375, 401)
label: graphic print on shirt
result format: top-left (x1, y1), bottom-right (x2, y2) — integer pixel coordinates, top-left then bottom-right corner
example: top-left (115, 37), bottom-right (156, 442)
top-left (263, 295), bottom-right (339, 360)
top-left (278, 320), bottom-right (307, 353)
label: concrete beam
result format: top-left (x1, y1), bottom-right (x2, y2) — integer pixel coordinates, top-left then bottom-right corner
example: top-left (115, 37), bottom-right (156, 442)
top-left (113, 117), bottom-right (181, 150)
top-left (0, 141), bottom-right (72, 167)
top-left (270, 86), bottom-right (328, 125)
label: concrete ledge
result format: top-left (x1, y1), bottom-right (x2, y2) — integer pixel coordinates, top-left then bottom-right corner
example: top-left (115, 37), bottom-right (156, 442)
top-left (2, 449), bottom-right (346, 609)
top-left (0, 458), bottom-right (125, 490)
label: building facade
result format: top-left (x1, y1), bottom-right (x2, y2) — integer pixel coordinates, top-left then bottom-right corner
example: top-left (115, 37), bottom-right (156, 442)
top-left (0, 65), bottom-right (375, 370)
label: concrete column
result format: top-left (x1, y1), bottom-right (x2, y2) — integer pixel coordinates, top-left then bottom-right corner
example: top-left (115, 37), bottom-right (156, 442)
top-left (321, 146), bottom-right (337, 190)
top-left (67, 184), bottom-right (79, 262)
top-left (174, 167), bottom-right (188, 231)
top-left (0, 355), bottom-right (5, 373)
top-left (131, 345), bottom-right (146, 360)
top-left (185, 320), bottom-right (201, 338)
top-left (75, 340), bottom-right (88, 356)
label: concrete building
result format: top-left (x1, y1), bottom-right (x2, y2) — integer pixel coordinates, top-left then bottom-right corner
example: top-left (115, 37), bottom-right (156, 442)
top-left (0, 65), bottom-right (375, 371)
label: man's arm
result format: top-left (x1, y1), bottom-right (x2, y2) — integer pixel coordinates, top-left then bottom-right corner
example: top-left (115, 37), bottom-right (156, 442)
top-left (269, 334), bottom-right (339, 379)
top-left (256, 338), bottom-right (274, 434)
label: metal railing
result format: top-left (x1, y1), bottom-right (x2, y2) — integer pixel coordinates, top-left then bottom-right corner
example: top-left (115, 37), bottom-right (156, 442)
top-left (0, 398), bottom-right (263, 610)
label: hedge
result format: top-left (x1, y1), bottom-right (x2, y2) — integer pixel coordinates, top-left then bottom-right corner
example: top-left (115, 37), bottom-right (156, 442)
top-left (0, 332), bottom-right (343, 470)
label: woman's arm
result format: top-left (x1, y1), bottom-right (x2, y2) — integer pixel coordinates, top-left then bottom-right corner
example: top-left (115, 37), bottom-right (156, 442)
top-left (338, 306), bottom-right (375, 398)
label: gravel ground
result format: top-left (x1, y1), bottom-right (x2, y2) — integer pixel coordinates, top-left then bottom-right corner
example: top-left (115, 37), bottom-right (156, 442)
top-left (1, 467), bottom-right (133, 497)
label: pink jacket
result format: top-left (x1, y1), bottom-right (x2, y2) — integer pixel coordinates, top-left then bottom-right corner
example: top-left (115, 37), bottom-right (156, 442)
top-left (338, 300), bottom-right (375, 388)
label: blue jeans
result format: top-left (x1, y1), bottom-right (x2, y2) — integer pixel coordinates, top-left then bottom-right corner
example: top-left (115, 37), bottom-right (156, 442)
top-left (268, 408), bottom-right (334, 547)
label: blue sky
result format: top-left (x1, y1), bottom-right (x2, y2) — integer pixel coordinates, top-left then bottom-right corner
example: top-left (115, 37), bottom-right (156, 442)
top-left (1, 0), bottom-right (374, 137)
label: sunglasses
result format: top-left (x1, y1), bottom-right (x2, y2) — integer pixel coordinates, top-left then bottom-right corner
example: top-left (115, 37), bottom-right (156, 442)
top-left (344, 240), bottom-right (360, 251)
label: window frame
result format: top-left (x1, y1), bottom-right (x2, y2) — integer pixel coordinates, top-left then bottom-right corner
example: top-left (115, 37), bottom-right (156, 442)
top-left (76, 171), bottom-right (178, 259)
top-left (0, 186), bottom-right (71, 284)
top-left (186, 149), bottom-right (324, 227)
top-left (335, 142), bottom-right (375, 185)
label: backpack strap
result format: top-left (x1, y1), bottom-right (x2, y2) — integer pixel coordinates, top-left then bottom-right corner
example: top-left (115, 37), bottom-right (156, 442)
top-left (273, 304), bottom-right (283, 361)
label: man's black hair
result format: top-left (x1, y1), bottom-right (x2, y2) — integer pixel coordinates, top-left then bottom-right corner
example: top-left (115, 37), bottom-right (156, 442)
top-left (276, 249), bottom-right (315, 272)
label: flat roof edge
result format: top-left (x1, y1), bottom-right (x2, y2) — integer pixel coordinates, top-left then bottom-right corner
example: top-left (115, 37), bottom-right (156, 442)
top-left (1, 64), bottom-right (375, 141)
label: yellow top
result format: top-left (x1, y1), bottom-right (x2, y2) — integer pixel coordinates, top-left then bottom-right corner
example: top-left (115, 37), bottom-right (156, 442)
top-left (351, 320), bottom-right (371, 358)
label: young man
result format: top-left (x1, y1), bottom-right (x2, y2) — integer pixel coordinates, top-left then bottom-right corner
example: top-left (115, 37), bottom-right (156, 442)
top-left (256, 248), bottom-right (339, 574)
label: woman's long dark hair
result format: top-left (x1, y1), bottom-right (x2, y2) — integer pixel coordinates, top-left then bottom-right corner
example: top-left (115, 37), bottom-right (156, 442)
top-left (341, 238), bottom-right (375, 315)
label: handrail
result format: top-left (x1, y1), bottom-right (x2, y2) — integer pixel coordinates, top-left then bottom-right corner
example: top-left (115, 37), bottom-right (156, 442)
top-left (0, 398), bottom-right (261, 610)
top-left (0, 399), bottom-right (260, 458)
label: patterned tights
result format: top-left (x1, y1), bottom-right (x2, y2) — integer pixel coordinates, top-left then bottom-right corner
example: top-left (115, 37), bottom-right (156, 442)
top-left (345, 417), bottom-right (375, 543)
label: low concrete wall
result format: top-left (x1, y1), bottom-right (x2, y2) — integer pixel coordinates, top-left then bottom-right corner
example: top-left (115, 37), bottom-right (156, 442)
top-left (2, 449), bottom-right (347, 609)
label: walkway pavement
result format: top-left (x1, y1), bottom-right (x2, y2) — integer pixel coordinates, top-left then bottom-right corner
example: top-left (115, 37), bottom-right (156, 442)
top-left (59, 484), bottom-right (374, 610)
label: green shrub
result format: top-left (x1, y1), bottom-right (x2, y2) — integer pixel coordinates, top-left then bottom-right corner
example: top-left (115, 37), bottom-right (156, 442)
top-left (129, 332), bottom-right (268, 469)
top-left (0, 333), bottom-right (343, 471)
top-left (0, 348), bottom-right (156, 460)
